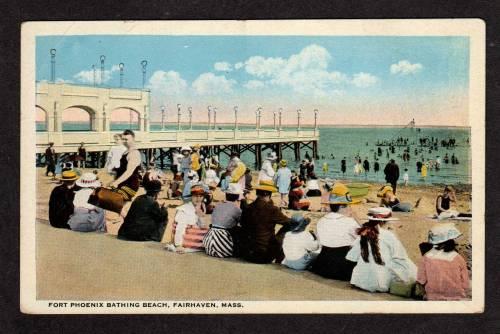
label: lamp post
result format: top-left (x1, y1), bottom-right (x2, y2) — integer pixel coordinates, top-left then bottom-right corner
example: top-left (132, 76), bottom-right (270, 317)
top-left (141, 60), bottom-right (148, 89)
top-left (314, 109), bottom-right (319, 130)
top-left (177, 104), bottom-right (182, 130)
top-left (278, 108), bottom-right (283, 131)
top-left (207, 106), bottom-right (211, 130)
top-left (234, 106), bottom-right (238, 130)
top-left (50, 49), bottom-right (56, 82)
top-left (161, 105), bottom-right (166, 130)
top-left (100, 55), bottom-right (105, 86)
top-left (213, 107), bottom-right (217, 130)
top-left (255, 108), bottom-right (259, 130)
top-left (273, 110), bottom-right (277, 130)
top-left (188, 106), bottom-right (193, 130)
top-left (297, 109), bottom-right (302, 131)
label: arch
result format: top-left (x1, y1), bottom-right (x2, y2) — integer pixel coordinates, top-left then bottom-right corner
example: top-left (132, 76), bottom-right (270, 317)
top-left (62, 105), bottom-right (97, 131)
top-left (36, 105), bottom-right (47, 132)
top-left (110, 107), bottom-right (140, 131)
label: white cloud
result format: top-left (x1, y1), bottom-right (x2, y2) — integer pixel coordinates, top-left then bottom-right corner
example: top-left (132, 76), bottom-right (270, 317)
top-left (192, 72), bottom-right (236, 95)
top-left (214, 61), bottom-right (233, 72)
top-left (352, 72), bottom-right (379, 88)
top-left (234, 62), bottom-right (244, 70)
top-left (243, 80), bottom-right (265, 90)
top-left (244, 56), bottom-right (286, 78)
top-left (73, 64), bottom-right (121, 84)
top-left (390, 60), bottom-right (423, 75)
top-left (147, 70), bottom-right (188, 95)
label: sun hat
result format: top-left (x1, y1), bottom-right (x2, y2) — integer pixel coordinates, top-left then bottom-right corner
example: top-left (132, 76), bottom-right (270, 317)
top-left (377, 185), bottom-right (394, 198)
top-left (61, 170), bottom-right (78, 181)
top-left (226, 183), bottom-right (243, 196)
top-left (290, 214), bottom-right (311, 233)
top-left (279, 159), bottom-right (287, 167)
top-left (190, 183), bottom-right (206, 196)
top-left (180, 146), bottom-right (192, 152)
top-left (144, 179), bottom-right (162, 194)
top-left (321, 183), bottom-right (360, 205)
top-left (428, 223), bottom-right (462, 245)
top-left (266, 152), bottom-right (277, 161)
top-left (365, 207), bottom-right (399, 222)
top-left (254, 180), bottom-right (278, 193)
top-left (75, 172), bottom-right (101, 188)
top-left (193, 144), bottom-right (201, 149)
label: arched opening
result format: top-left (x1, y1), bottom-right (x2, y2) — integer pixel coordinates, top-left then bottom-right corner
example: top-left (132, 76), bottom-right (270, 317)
top-left (110, 107), bottom-right (140, 131)
top-left (36, 105), bottom-right (47, 132)
top-left (62, 106), bottom-right (96, 131)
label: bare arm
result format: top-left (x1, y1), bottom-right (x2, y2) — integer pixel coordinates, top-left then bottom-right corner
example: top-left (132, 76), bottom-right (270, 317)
top-left (112, 150), bottom-right (141, 187)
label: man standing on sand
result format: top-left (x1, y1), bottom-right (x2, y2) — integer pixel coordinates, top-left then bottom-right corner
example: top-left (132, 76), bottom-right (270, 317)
top-left (384, 159), bottom-right (400, 194)
top-left (77, 142), bottom-right (87, 168)
top-left (110, 129), bottom-right (142, 201)
top-left (45, 142), bottom-right (56, 180)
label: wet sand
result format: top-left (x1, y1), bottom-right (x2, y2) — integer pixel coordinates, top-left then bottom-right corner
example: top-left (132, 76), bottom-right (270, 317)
top-left (35, 168), bottom-right (472, 300)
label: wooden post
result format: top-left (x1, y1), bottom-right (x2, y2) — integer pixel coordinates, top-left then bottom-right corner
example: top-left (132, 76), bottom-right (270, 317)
top-left (277, 143), bottom-right (283, 161)
top-left (294, 142), bottom-right (300, 161)
top-left (313, 141), bottom-right (319, 160)
top-left (255, 144), bottom-right (262, 169)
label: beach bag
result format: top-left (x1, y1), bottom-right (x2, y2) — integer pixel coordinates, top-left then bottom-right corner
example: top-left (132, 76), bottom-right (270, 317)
top-left (88, 187), bottom-right (125, 214)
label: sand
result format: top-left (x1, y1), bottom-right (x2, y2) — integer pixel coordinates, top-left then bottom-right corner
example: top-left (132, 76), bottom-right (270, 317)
top-left (34, 168), bottom-right (472, 300)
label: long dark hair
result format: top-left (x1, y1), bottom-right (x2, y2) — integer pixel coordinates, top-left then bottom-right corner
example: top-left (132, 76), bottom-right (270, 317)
top-left (357, 221), bottom-right (385, 265)
top-left (435, 239), bottom-right (457, 252)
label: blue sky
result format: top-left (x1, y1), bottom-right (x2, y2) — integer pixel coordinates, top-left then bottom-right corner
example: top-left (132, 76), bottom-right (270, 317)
top-left (36, 35), bottom-right (470, 126)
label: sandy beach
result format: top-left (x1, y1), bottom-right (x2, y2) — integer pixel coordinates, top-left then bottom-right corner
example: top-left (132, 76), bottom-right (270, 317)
top-left (35, 167), bottom-right (472, 300)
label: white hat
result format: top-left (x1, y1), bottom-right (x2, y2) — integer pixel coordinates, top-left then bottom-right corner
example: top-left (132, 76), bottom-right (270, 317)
top-left (428, 223), bottom-right (462, 244)
top-left (266, 152), bottom-right (277, 160)
top-left (226, 183), bottom-right (243, 195)
top-left (187, 170), bottom-right (199, 181)
top-left (180, 146), bottom-right (192, 152)
top-left (76, 172), bottom-right (101, 188)
top-left (365, 207), bottom-right (399, 222)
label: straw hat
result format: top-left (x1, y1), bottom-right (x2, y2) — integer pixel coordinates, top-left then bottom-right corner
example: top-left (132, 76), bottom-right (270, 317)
top-left (321, 183), bottom-right (360, 205)
top-left (254, 180), bottom-right (278, 193)
top-left (180, 146), bottom-right (192, 152)
top-left (377, 185), bottom-right (394, 198)
top-left (226, 183), bottom-right (243, 196)
top-left (76, 172), bottom-right (101, 188)
top-left (365, 207), bottom-right (399, 222)
top-left (279, 159), bottom-right (287, 167)
top-left (61, 170), bottom-right (78, 181)
top-left (190, 183), bottom-right (205, 196)
top-left (193, 144), bottom-right (201, 149)
top-left (428, 223), bottom-right (462, 245)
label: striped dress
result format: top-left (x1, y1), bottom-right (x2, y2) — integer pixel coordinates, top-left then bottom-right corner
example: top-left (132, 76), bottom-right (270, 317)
top-left (172, 221), bottom-right (208, 252)
top-left (203, 227), bottom-right (234, 258)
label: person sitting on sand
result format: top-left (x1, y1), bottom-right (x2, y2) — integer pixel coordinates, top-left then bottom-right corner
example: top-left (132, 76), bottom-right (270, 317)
top-left (416, 223), bottom-right (470, 300)
top-left (435, 185), bottom-right (459, 220)
top-left (239, 180), bottom-right (293, 264)
top-left (346, 207), bottom-right (417, 293)
top-left (117, 179), bottom-right (167, 242)
top-left (105, 134), bottom-right (126, 175)
top-left (67, 172), bottom-right (106, 232)
top-left (281, 214), bottom-right (320, 271)
top-left (305, 174), bottom-right (321, 197)
top-left (48, 170), bottom-right (79, 229)
top-left (310, 183), bottom-right (360, 280)
top-left (288, 178), bottom-right (310, 211)
top-left (203, 183), bottom-right (243, 258)
top-left (167, 172), bottom-right (183, 199)
top-left (274, 160), bottom-right (292, 207)
top-left (166, 184), bottom-right (208, 253)
top-left (203, 163), bottom-right (220, 191)
top-left (378, 185), bottom-right (421, 212)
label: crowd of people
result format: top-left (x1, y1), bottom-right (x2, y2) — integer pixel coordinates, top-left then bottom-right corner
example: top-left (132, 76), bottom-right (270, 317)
top-left (46, 129), bottom-right (471, 301)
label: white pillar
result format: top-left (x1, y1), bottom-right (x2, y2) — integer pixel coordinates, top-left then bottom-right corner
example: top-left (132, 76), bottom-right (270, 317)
top-left (103, 103), bottom-right (110, 132)
top-left (54, 102), bottom-right (62, 132)
top-left (144, 105), bottom-right (150, 132)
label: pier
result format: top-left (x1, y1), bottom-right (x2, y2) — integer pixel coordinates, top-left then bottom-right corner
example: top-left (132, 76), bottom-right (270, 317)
top-left (36, 82), bottom-right (320, 168)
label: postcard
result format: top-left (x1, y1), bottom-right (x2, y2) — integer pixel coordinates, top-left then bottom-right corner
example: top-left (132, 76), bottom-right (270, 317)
top-left (20, 19), bottom-right (485, 314)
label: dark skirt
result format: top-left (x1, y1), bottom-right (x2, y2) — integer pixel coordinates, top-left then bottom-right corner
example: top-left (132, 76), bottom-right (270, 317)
top-left (306, 189), bottom-right (322, 197)
top-left (310, 245), bottom-right (356, 281)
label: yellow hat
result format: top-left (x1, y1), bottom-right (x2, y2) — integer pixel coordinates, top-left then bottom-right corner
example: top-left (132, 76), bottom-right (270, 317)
top-left (254, 180), bottom-right (278, 193)
top-left (279, 159), bottom-right (287, 167)
top-left (377, 185), bottom-right (394, 198)
top-left (61, 170), bottom-right (78, 181)
top-left (193, 144), bottom-right (201, 149)
top-left (321, 183), bottom-right (360, 205)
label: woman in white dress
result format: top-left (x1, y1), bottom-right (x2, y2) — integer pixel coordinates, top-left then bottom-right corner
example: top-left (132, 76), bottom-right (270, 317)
top-left (281, 214), bottom-right (320, 270)
top-left (346, 207), bottom-right (417, 293)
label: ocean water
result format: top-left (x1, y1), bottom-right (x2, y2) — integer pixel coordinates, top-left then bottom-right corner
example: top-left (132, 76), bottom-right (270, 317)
top-left (37, 122), bottom-right (471, 185)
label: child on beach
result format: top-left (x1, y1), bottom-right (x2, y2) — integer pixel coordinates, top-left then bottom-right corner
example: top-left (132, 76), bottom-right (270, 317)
top-left (403, 168), bottom-right (409, 186)
top-left (416, 223), bottom-right (470, 300)
top-left (275, 160), bottom-right (292, 207)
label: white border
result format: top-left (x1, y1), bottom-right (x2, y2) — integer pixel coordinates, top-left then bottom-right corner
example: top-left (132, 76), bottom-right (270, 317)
top-left (20, 19), bottom-right (485, 314)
